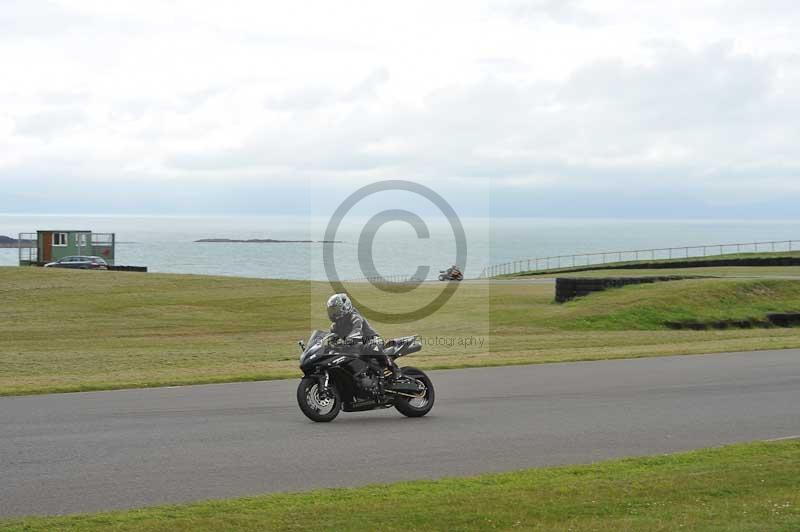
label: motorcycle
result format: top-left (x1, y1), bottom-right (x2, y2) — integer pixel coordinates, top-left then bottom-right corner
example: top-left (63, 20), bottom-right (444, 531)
top-left (438, 268), bottom-right (463, 281)
top-left (296, 331), bottom-right (435, 422)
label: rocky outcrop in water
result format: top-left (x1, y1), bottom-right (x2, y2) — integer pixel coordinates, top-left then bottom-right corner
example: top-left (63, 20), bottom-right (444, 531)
top-left (0, 235), bottom-right (35, 248)
top-left (195, 238), bottom-right (341, 243)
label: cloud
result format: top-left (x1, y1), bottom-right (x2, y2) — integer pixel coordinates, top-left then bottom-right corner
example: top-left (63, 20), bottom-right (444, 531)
top-left (0, 1), bottom-right (799, 217)
top-left (160, 42), bottom-right (798, 198)
top-left (14, 108), bottom-right (87, 137)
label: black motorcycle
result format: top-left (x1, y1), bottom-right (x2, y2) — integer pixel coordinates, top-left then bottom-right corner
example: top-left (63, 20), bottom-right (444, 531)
top-left (438, 268), bottom-right (463, 281)
top-left (296, 331), bottom-right (435, 422)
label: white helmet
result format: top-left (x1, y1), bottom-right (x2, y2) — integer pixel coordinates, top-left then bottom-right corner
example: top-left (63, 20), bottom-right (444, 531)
top-left (326, 293), bottom-right (353, 321)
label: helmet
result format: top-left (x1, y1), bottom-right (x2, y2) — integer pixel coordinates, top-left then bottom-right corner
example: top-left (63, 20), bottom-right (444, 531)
top-left (326, 293), bottom-right (353, 321)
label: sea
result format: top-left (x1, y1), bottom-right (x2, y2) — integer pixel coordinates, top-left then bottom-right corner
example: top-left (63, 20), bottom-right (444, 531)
top-left (2, 215), bottom-right (799, 280)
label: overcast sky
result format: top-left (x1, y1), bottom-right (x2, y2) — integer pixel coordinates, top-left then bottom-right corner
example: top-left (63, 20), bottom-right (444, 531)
top-left (1, 0), bottom-right (799, 218)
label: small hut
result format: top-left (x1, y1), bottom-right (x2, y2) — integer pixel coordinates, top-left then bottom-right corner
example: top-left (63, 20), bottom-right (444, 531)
top-left (18, 230), bottom-right (115, 266)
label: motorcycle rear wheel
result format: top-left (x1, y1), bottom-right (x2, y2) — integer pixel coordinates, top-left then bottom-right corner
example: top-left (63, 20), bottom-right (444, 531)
top-left (297, 377), bottom-right (341, 422)
top-left (394, 367), bottom-right (435, 418)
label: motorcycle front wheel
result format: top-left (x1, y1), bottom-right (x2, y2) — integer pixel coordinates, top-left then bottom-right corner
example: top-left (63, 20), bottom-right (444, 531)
top-left (394, 367), bottom-right (435, 418)
top-left (297, 377), bottom-right (341, 422)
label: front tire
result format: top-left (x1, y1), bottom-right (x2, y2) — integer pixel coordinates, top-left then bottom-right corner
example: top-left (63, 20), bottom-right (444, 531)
top-left (394, 367), bottom-right (435, 418)
top-left (297, 377), bottom-right (341, 422)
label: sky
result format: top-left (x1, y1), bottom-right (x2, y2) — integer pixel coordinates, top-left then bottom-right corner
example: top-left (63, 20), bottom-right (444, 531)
top-left (1, 0), bottom-right (799, 218)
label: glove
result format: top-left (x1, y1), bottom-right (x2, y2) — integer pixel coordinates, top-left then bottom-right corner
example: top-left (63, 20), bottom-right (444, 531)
top-left (326, 336), bottom-right (343, 348)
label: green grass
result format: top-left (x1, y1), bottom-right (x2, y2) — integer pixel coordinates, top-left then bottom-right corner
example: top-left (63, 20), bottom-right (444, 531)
top-left (3, 439), bottom-right (798, 531)
top-left (553, 278), bottom-right (800, 330)
top-left (506, 250), bottom-right (800, 278)
top-left (3, 267), bottom-right (800, 395)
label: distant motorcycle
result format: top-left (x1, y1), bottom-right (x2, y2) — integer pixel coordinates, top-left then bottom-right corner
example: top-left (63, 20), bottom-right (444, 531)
top-left (296, 331), bottom-right (435, 422)
top-left (438, 268), bottom-right (463, 281)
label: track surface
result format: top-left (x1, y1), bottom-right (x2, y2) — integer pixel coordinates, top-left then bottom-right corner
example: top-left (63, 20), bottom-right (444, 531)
top-left (2, 349), bottom-right (799, 518)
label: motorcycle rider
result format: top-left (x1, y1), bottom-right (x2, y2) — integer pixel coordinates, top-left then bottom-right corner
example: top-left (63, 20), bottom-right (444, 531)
top-left (326, 293), bottom-right (399, 379)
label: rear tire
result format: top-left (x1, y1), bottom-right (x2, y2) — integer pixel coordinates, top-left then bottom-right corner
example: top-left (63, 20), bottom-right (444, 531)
top-left (394, 367), bottom-right (434, 418)
top-left (297, 377), bottom-right (341, 422)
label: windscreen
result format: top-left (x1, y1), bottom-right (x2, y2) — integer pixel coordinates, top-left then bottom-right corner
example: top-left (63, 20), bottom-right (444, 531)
top-left (307, 330), bottom-right (327, 347)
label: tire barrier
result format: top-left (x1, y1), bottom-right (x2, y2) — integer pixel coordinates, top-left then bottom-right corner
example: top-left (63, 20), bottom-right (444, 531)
top-left (555, 276), bottom-right (698, 303)
top-left (108, 265), bottom-right (148, 272)
top-left (666, 313), bottom-right (800, 330)
top-left (766, 313), bottom-right (800, 327)
top-left (665, 319), bottom-right (770, 330)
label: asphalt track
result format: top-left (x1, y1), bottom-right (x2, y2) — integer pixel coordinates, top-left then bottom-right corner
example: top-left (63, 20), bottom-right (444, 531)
top-left (2, 349), bottom-right (799, 518)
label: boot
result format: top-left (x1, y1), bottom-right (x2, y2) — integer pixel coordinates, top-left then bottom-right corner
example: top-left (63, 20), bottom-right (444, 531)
top-left (382, 356), bottom-right (401, 380)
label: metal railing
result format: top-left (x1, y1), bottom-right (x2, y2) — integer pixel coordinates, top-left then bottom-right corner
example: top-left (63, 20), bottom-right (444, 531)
top-left (17, 233), bottom-right (37, 264)
top-left (350, 273), bottom-right (430, 284)
top-left (479, 239), bottom-right (800, 278)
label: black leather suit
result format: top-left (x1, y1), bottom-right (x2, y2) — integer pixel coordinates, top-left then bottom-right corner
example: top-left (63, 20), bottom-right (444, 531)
top-left (330, 308), bottom-right (378, 343)
top-left (330, 309), bottom-right (394, 373)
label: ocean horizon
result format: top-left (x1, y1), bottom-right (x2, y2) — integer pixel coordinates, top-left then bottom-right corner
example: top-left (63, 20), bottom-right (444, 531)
top-left (2, 214), bottom-right (800, 280)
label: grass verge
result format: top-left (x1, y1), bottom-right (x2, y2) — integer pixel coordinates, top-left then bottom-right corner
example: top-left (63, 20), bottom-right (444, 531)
top-left (2, 439), bottom-right (798, 531)
top-left (2, 268), bottom-right (800, 395)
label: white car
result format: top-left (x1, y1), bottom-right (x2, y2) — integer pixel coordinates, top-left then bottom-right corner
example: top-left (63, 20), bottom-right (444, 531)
top-left (43, 256), bottom-right (109, 270)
